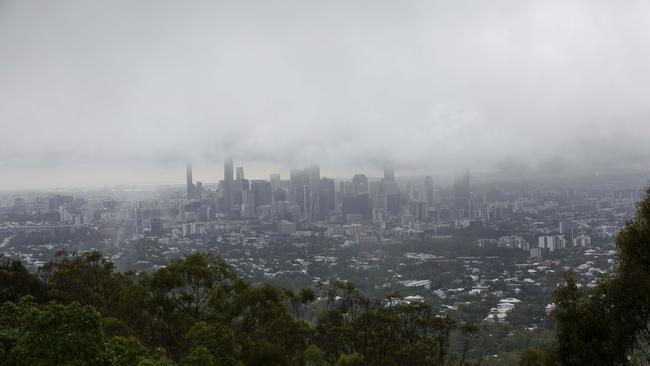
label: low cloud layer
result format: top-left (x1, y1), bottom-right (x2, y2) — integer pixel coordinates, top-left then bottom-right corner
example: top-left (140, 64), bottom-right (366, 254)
top-left (1, 0), bottom-right (650, 188)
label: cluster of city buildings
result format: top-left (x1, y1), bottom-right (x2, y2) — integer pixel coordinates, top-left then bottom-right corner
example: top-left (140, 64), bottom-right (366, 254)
top-left (0, 163), bottom-right (644, 327)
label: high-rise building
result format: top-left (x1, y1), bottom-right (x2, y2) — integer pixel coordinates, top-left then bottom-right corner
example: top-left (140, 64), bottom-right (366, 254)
top-left (306, 165), bottom-right (320, 219)
top-left (270, 174), bottom-right (281, 202)
top-left (251, 180), bottom-right (272, 209)
top-left (135, 206), bottom-right (144, 235)
top-left (290, 169), bottom-right (309, 218)
top-left (149, 218), bottom-right (163, 237)
top-left (454, 170), bottom-right (471, 218)
top-left (186, 164), bottom-right (194, 199)
top-left (425, 176), bottom-right (434, 206)
top-left (223, 157), bottom-right (234, 215)
top-left (236, 167), bottom-right (245, 180)
top-left (343, 193), bottom-right (371, 219)
top-left (352, 174), bottom-right (368, 194)
top-left (195, 182), bottom-right (203, 201)
top-left (383, 164), bottom-right (395, 182)
top-left (290, 165), bottom-right (321, 220)
top-left (319, 177), bottom-right (336, 217)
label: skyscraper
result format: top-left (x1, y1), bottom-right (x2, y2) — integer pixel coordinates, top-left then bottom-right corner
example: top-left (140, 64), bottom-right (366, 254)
top-left (383, 164), bottom-right (395, 182)
top-left (454, 170), bottom-right (471, 219)
top-left (289, 165), bottom-right (321, 220)
top-left (270, 174), bottom-right (281, 202)
top-left (186, 164), bottom-right (194, 199)
top-left (135, 206), bottom-right (144, 235)
top-left (352, 174), bottom-right (368, 194)
top-left (319, 177), bottom-right (336, 218)
top-left (223, 157), bottom-right (234, 215)
top-left (236, 166), bottom-right (245, 180)
top-left (306, 165), bottom-right (320, 220)
top-left (290, 169), bottom-right (309, 217)
top-left (425, 176), bottom-right (434, 206)
top-left (251, 180), bottom-right (272, 209)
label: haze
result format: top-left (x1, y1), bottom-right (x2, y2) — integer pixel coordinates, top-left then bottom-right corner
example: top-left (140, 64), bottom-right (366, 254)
top-left (1, 0), bottom-right (650, 189)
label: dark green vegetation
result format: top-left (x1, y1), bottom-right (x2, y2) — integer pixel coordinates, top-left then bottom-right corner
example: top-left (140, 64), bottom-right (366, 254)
top-left (521, 187), bottom-right (650, 365)
top-left (0, 250), bottom-right (488, 366)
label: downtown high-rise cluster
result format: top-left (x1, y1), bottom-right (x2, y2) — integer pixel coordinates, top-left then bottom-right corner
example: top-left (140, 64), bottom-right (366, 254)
top-left (182, 158), bottom-right (472, 225)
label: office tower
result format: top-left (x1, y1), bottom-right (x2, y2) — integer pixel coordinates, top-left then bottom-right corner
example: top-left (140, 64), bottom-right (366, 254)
top-left (251, 180), bottom-right (272, 209)
top-left (135, 206), bottom-right (144, 235)
top-left (380, 167), bottom-right (401, 217)
top-left (409, 201), bottom-right (428, 221)
top-left (233, 166), bottom-right (249, 206)
top-left (307, 165), bottom-right (320, 219)
top-left (383, 192), bottom-right (401, 217)
top-left (383, 164), bottom-right (395, 182)
top-left (223, 157), bottom-right (234, 215)
top-left (454, 170), bottom-right (471, 218)
top-left (369, 181), bottom-right (382, 208)
top-left (290, 169), bottom-right (309, 216)
top-left (178, 202), bottom-right (186, 222)
top-left (425, 176), bottom-right (434, 206)
top-left (149, 217), bottom-right (163, 237)
top-left (195, 182), bottom-right (203, 201)
top-left (270, 174), bottom-right (281, 202)
top-left (352, 174), bottom-right (368, 194)
top-left (342, 193), bottom-right (371, 219)
top-left (319, 177), bottom-right (336, 217)
top-left (289, 165), bottom-right (321, 220)
top-left (186, 164), bottom-right (194, 199)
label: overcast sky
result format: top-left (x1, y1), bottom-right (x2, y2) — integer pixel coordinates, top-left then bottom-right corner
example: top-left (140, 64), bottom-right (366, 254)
top-left (1, 0), bottom-right (650, 189)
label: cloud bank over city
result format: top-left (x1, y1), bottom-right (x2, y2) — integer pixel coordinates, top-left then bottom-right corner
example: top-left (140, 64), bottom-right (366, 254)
top-left (1, 0), bottom-right (650, 188)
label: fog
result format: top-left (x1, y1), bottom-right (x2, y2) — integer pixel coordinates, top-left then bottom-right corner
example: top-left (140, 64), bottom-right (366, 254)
top-left (1, 0), bottom-right (650, 189)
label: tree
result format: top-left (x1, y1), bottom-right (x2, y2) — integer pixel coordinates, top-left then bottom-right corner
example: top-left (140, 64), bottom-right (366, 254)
top-left (0, 260), bottom-right (47, 303)
top-left (518, 347), bottom-right (550, 366)
top-left (0, 300), bottom-right (113, 365)
top-left (458, 323), bottom-right (480, 366)
top-left (182, 321), bottom-right (241, 366)
top-left (552, 187), bottom-right (650, 365)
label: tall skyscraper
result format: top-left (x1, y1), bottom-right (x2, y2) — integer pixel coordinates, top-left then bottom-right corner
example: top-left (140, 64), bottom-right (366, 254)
top-left (425, 176), bottom-right (434, 206)
top-left (290, 169), bottom-right (309, 217)
top-left (319, 177), bottom-right (336, 217)
top-left (186, 164), bottom-right (194, 199)
top-left (352, 174), bottom-right (368, 194)
top-left (454, 170), bottom-right (471, 218)
top-left (383, 164), bottom-right (395, 182)
top-left (289, 165), bottom-right (321, 220)
top-left (270, 174), bottom-right (281, 202)
top-left (223, 157), bottom-right (234, 215)
top-left (195, 181), bottom-right (203, 201)
top-left (306, 165), bottom-right (320, 220)
top-left (135, 206), bottom-right (144, 235)
top-left (236, 166), bottom-right (245, 180)
top-left (251, 180), bottom-right (272, 209)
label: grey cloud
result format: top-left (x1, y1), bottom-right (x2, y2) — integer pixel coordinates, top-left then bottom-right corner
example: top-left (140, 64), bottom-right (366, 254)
top-left (1, 0), bottom-right (650, 188)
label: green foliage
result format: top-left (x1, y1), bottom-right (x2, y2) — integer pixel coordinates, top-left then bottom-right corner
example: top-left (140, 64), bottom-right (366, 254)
top-left (0, 249), bottom-right (482, 366)
top-left (304, 345), bottom-right (330, 366)
top-left (0, 300), bottom-right (113, 366)
top-left (334, 353), bottom-right (365, 366)
top-left (551, 187), bottom-right (650, 365)
top-left (182, 321), bottom-right (241, 366)
top-left (314, 280), bottom-right (458, 366)
top-left (0, 260), bottom-right (46, 303)
top-left (518, 347), bottom-right (550, 366)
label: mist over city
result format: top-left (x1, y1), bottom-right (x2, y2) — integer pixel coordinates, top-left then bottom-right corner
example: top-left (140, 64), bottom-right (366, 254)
top-left (2, 1), bottom-right (650, 365)
top-left (2, 1), bottom-right (650, 189)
